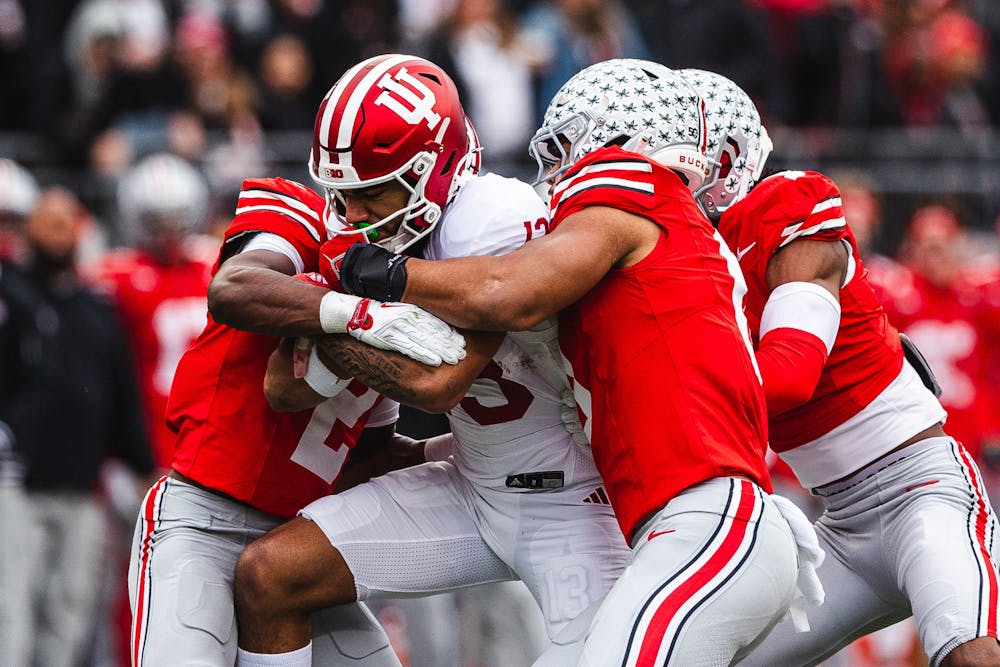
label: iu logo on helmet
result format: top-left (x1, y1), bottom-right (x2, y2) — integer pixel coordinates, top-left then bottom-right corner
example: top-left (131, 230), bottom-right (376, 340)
top-left (374, 67), bottom-right (441, 130)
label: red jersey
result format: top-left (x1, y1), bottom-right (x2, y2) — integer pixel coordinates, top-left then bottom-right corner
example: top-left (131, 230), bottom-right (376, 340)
top-left (881, 267), bottom-right (1000, 457)
top-left (86, 242), bottom-right (215, 467)
top-left (167, 177), bottom-right (391, 518)
top-left (719, 171), bottom-right (903, 451)
top-left (551, 147), bottom-right (771, 540)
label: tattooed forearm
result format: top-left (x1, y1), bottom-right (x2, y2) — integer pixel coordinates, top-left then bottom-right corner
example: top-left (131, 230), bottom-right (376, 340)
top-left (315, 335), bottom-right (427, 404)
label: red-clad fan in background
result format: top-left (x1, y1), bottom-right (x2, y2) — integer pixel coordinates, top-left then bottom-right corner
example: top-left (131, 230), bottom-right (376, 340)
top-left (677, 68), bottom-right (1000, 667)
top-left (883, 204), bottom-right (1000, 463)
top-left (86, 153), bottom-right (215, 468)
top-left (127, 165), bottom-right (466, 667)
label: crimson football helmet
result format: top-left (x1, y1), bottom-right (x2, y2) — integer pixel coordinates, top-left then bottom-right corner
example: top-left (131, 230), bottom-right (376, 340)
top-left (309, 54), bottom-right (480, 253)
top-left (529, 59), bottom-right (711, 191)
top-left (680, 69), bottom-right (772, 222)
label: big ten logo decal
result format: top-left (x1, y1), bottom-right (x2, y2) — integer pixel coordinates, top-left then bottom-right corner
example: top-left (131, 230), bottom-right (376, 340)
top-left (375, 67), bottom-right (441, 130)
top-left (523, 217), bottom-right (551, 242)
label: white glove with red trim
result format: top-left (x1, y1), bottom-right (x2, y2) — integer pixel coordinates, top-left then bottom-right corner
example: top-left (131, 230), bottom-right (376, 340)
top-left (319, 291), bottom-right (465, 367)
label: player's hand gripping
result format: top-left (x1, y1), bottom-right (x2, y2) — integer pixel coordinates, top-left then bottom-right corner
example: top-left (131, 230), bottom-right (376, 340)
top-left (343, 297), bottom-right (466, 367)
top-left (300, 271), bottom-right (465, 366)
top-left (313, 245), bottom-right (462, 365)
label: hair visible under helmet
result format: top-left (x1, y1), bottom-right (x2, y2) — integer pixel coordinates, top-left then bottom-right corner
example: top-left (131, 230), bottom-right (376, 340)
top-left (679, 69), bottom-right (772, 223)
top-left (528, 58), bottom-right (711, 191)
top-left (309, 54), bottom-right (480, 253)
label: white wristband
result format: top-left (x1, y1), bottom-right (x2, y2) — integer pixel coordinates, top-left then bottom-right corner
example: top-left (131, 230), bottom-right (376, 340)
top-left (318, 291), bottom-right (363, 333)
top-left (303, 345), bottom-right (351, 398)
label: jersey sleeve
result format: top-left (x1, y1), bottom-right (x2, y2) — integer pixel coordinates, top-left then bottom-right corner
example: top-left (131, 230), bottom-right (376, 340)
top-left (366, 398), bottom-right (399, 428)
top-left (424, 174), bottom-right (550, 260)
top-left (548, 148), bottom-right (693, 227)
top-left (219, 178), bottom-right (327, 271)
top-left (755, 171), bottom-right (848, 253)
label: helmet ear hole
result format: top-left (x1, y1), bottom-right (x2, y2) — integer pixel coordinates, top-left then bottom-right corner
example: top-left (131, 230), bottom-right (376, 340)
top-left (718, 147), bottom-right (734, 180)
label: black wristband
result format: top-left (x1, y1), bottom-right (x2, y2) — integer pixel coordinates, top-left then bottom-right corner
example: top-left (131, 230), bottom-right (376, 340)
top-left (340, 243), bottom-right (409, 302)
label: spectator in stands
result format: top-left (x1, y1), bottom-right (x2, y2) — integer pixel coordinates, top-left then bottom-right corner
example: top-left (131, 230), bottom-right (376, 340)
top-left (255, 33), bottom-right (316, 132)
top-left (0, 158), bottom-right (40, 262)
top-left (0, 157), bottom-right (41, 667)
top-left (521, 0), bottom-right (649, 124)
top-left (626, 0), bottom-right (779, 123)
top-left (881, 2), bottom-right (991, 131)
top-left (268, 0), bottom-right (402, 105)
top-left (0, 186), bottom-right (155, 667)
top-left (425, 0), bottom-right (541, 174)
top-left (884, 203), bottom-right (1000, 465)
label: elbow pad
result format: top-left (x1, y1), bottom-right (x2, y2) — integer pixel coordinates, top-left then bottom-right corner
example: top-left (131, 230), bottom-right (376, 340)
top-left (757, 282), bottom-right (841, 415)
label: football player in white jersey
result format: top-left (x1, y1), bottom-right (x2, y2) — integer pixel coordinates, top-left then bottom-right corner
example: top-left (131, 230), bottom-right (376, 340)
top-left (232, 54), bottom-right (629, 667)
top-left (678, 68), bottom-right (1000, 667)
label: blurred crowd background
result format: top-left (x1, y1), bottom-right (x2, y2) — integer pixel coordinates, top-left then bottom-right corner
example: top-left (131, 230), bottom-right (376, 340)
top-left (0, 0), bottom-right (998, 666)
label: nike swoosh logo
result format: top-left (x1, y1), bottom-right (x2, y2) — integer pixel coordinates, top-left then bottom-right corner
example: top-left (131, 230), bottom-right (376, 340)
top-left (736, 242), bottom-right (756, 261)
top-left (647, 529), bottom-right (676, 541)
top-left (905, 480), bottom-right (939, 493)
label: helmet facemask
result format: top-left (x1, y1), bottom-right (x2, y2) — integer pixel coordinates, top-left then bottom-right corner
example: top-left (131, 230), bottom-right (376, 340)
top-left (319, 149), bottom-right (442, 253)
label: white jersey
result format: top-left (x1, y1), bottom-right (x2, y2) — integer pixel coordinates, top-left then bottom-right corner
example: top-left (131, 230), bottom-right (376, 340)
top-left (424, 174), bottom-right (599, 490)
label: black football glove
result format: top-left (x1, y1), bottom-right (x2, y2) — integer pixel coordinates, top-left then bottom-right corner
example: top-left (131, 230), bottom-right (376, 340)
top-left (339, 243), bottom-right (409, 302)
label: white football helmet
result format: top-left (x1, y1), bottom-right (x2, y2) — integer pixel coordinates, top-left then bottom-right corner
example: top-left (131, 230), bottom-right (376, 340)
top-left (117, 152), bottom-right (208, 249)
top-left (0, 158), bottom-right (40, 218)
top-left (529, 59), bottom-right (711, 191)
top-left (680, 69), bottom-right (772, 222)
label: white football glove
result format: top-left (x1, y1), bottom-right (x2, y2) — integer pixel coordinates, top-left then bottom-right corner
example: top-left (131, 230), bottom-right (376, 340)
top-left (319, 291), bottom-right (465, 366)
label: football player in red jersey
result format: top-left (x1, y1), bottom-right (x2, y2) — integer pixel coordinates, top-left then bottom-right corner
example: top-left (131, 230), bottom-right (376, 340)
top-left (328, 58), bottom-right (814, 666)
top-left (677, 69), bottom-right (1000, 667)
top-left (125, 161), bottom-right (467, 663)
top-left (232, 54), bottom-right (629, 667)
top-left (86, 153), bottom-right (216, 469)
top-left (889, 205), bottom-right (1000, 463)
top-left (84, 153), bottom-right (215, 667)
